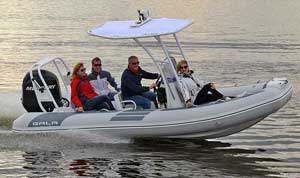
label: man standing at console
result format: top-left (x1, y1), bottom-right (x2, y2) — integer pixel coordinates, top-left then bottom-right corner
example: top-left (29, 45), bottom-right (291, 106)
top-left (121, 56), bottom-right (159, 109)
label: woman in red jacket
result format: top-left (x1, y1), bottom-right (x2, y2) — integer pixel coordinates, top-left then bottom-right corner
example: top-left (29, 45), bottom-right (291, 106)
top-left (70, 62), bottom-right (114, 112)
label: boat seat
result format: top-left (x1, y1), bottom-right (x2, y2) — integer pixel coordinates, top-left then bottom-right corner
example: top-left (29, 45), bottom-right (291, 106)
top-left (159, 57), bottom-right (185, 108)
top-left (113, 92), bottom-right (137, 110)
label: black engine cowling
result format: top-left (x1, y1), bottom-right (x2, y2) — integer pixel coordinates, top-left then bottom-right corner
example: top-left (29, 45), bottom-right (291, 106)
top-left (22, 70), bottom-right (62, 112)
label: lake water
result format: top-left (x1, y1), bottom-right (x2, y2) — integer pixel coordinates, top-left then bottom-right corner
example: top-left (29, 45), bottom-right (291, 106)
top-left (1, 0), bottom-right (300, 177)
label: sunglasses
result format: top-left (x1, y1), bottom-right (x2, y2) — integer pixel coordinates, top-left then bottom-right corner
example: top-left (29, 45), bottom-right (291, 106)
top-left (180, 65), bottom-right (188, 69)
top-left (131, 61), bottom-right (139, 65)
top-left (80, 68), bottom-right (86, 72)
top-left (93, 64), bottom-right (102, 67)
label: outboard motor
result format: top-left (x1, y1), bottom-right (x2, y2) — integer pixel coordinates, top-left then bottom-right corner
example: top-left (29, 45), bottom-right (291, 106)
top-left (22, 70), bottom-right (62, 112)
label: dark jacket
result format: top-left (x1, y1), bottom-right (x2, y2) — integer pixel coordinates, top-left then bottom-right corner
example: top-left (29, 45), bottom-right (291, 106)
top-left (71, 76), bottom-right (97, 108)
top-left (121, 67), bottom-right (159, 98)
top-left (88, 70), bottom-right (119, 91)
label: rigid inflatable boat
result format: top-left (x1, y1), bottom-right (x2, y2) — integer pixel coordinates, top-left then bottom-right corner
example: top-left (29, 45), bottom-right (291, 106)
top-left (12, 12), bottom-right (292, 139)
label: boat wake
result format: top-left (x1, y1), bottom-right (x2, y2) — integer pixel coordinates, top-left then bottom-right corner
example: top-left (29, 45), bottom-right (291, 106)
top-left (0, 92), bottom-right (26, 127)
top-left (0, 92), bottom-right (25, 117)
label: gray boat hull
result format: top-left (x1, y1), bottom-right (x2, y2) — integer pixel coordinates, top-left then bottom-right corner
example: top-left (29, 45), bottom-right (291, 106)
top-left (12, 79), bottom-right (292, 139)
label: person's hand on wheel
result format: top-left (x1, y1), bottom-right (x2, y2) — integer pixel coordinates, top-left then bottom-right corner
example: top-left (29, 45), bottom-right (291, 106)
top-left (149, 83), bottom-right (157, 89)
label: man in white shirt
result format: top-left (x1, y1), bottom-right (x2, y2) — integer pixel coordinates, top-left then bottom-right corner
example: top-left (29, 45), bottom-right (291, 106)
top-left (88, 57), bottom-right (120, 100)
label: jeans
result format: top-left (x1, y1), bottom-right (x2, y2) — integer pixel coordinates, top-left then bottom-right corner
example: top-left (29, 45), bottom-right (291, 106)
top-left (126, 91), bottom-right (157, 109)
top-left (107, 92), bottom-right (117, 101)
top-left (83, 95), bottom-right (115, 111)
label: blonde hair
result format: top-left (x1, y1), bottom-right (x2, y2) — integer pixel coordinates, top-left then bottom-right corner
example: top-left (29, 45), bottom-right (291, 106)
top-left (71, 62), bottom-right (84, 80)
top-left (176, 60), bottom-right (188, 73)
